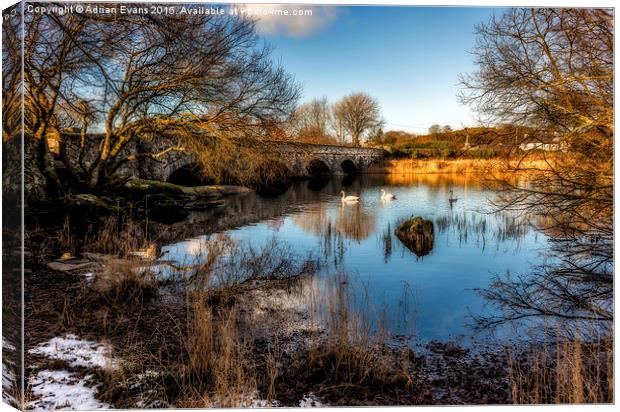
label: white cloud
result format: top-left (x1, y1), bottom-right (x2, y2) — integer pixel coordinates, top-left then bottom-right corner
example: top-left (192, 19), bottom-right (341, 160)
top-left (238, 4), bottom-right (339, 38)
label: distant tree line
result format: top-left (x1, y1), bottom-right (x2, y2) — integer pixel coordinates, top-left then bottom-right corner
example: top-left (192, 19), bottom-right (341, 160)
top-left (375, 124), bottom-right (534, 159)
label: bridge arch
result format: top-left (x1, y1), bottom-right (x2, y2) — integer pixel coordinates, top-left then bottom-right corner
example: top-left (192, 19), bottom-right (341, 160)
top-left (167, 162), bottom-right (211, 186)
top-left (340, 159), bottom-right (358, 175)
top-left (307, 158), bottom-right (332, 176)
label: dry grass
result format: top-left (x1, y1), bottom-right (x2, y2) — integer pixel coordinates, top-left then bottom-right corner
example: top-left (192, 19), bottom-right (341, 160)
top-left (368, 158), bottom-right (551, 176)
top-left (162, 239), bottom-right (316, 407)
top-left (28, 214), bottom-right (611, 407)
top-left (177, 298), bottom-right (257, 408)
top-left (84, 214), bottom-right (149, 256)
top-left (287, 272), bottom-right (418, 403)
top-left (509, 333), bottom-right (613, 404)
top-left (94, 259), bottom-right (159, 306)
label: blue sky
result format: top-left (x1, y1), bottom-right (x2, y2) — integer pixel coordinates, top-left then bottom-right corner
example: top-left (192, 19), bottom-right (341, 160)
top-left (254, 5), bottom-right (501, 133)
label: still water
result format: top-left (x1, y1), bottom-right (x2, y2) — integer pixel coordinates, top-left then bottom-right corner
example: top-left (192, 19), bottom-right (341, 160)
top-left (161, 174), bottom-right (549, 343)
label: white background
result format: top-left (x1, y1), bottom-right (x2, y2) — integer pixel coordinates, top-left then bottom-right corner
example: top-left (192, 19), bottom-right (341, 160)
top-left (0, 1), bottom-right (617, 411)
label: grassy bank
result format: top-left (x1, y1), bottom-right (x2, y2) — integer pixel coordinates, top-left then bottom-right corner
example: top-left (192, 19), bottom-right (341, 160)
top-left (21, 189), bottom-right (612, 407)
top-left (367, 157), bottom-right (551, 175)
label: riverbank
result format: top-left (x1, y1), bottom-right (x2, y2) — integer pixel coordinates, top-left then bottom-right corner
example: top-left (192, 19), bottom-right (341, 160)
top-left (21, 235), bottom-right (515, 408)
top-left (367, 157), bottom-right (551, 176)
top-left (17, 222), bottom-right (612, 408)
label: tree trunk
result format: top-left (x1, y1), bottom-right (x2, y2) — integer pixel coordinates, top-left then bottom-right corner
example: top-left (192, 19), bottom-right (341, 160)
top-left (34, 121), bottom-right (62, 198)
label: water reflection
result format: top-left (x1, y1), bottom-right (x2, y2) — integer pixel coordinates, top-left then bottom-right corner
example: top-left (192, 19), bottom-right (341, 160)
top-left (159, 174), bottom-right (549, 342)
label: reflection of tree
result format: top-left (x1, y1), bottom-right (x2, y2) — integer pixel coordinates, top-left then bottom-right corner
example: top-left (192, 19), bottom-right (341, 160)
top-left (382, 223), bottom-right (393, 263)
top-left (333, 203), bottom-right (376, 242)
top-left (477, 237), bottom-right (613, 333)
top-left (291, 204), bottom-right (330, 237)
top-left (292, 202), bottom-right (376, 242)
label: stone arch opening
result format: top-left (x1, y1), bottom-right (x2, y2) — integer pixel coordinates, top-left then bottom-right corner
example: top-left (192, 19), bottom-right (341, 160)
top-left (307, 159), bottom-right (331, 176)
top-left (340, 159), bottom-right (358, 176)
top-left (168, 163), bottom-right (211, 186)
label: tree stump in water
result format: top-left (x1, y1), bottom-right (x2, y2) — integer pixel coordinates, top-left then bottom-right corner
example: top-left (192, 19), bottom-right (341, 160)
top-left (395, 216), bottom-right (435, 257)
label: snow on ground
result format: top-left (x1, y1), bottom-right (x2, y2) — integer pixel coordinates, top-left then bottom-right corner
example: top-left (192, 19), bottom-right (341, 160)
top-left (3, 336), bottom-right (18, 406)
top-left (28, 370), bottom-right (110, 410)
top-left (81, 272), bottom-right (95, 282)
top-left (250, 399), bottom-right (281, 408)
top-left (27, 334), bottom-right (118, 410)
top-left (2, 362), bottom-right (17, 406)
top-left (299, 393), bottom-right (324, 407)
top-left (29, 334), bottom-right (118, 370)
top-left (2, 337), bottom-right (16, 351)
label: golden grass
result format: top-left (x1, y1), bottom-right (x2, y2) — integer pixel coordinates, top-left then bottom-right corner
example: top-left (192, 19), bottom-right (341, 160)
top-left (368, 158), bottom-right (552, 176)
top-left (178, 298), bottom-right (257, 408)
top-left (509, 333), bottom-right (613, 404)
top-left (94, 258), bottom-right (159, 306)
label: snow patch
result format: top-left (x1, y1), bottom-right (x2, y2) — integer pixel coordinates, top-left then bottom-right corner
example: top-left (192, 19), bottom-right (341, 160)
top-left (299, 393), bottom-right (324, 407)
top-left (28, 370), bottom-right (110, 410)
top-left (250, 399), bottom-right (280, 408)
top-left (81, 272), bottom-right (95, 282)
top-left (2, 363), bottom-right (17, 405)
top-left (3, 337), bottom-right (16, 351)
top-left (29, 334), bottom-right (117, 370)
top-left (3, 336), bottom-right (18, 406)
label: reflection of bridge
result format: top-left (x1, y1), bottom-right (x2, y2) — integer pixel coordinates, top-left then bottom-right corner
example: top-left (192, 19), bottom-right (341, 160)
top-left (150, 141), bottom-right (386, 183)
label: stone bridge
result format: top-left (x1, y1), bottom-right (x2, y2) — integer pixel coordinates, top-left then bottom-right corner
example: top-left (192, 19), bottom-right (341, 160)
top-left (58, 134), bottom-right (386, 186)
top-left (137, 139), bottom-right (386, 184)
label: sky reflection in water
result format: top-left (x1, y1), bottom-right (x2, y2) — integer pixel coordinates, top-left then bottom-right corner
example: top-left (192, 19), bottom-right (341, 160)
top-left (161, 174), bottom-right (549, 343)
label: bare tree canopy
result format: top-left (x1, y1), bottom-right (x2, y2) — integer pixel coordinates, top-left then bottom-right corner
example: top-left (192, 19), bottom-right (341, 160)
top-left (460, 8), bottom-right (613, 138)
top-left (290, 97), bottom-right (333, 143)
top-left (18, 5), bottom-right (301, 192)
top-left (333, 93), bottom-right (383, 146)
top-left (460, 8), bottom-right (613, 330)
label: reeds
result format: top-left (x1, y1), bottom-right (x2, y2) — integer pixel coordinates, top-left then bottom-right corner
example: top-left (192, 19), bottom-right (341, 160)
top-left (509, 332), bottom-right (613, 404)
top-left (367, 158), bottom-right (551, 177)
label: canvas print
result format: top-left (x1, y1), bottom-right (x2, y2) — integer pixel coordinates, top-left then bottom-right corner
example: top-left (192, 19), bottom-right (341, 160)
top-left (1, 1), bottom-right (614, 409)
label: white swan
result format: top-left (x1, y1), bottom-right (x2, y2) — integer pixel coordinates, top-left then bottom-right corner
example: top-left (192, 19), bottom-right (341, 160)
top-left (380, 189), bottom-right (396, 201)
top-left (340, 191), bottom-right (359, 203)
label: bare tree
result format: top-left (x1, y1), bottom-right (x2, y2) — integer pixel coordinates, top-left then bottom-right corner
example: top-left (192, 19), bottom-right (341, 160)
top-left (21, 8), bottom-right (107, 194)
top-left (460, 8), bottom-right (613, 329)
top-left (21, 8), bottom-right (300, 192)
top-left (2, 7), bottom-right (22, 142)
top-left (290, 97), bottom-right (333, 143)
top-left (333, 93), bottom-right (383, 146)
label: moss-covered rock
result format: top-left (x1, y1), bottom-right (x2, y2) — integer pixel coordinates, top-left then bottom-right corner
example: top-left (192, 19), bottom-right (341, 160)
top-left (66, 193), bottom-right (123, 214)
top-left (124, 179), bottom-right (251, 198)
top-left (395, 216), bottom-right (435, 257)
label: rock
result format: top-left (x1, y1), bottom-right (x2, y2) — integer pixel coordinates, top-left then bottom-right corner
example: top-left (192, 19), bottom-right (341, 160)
top-left (194, 185), bottom-right (252, 196)
top-left (81, 252), bottom-right (116, 262)
top-left (47, 260), bottom-right (96, 272)
top-left (128, 244), bottom-right (159, 260)
top-left (395, 216), bottom-right (435, 257)
top-left (66, 193), bottom-right (123, 213)
top-left (125, 179), bottom-right (249, 198)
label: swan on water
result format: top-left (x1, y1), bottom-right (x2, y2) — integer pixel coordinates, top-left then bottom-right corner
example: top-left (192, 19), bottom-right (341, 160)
top-left (380, 189), bottom-right (396, 201)
top-left (340, 191), bottom-right (360, 203)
